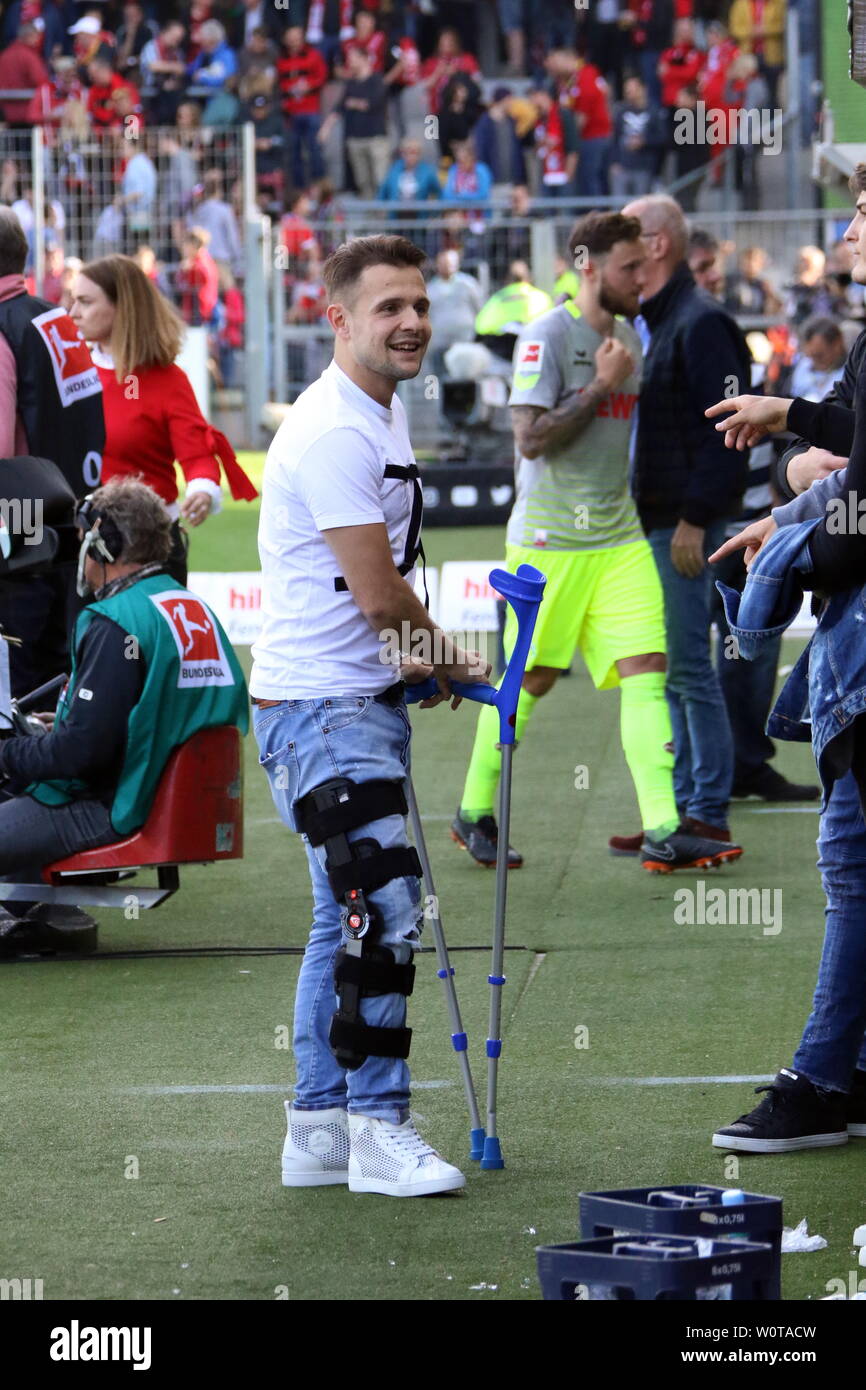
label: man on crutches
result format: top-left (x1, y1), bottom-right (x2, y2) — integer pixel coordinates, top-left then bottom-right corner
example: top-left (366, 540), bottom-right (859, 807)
top-left (251, 234), bottom-right (490, 1198)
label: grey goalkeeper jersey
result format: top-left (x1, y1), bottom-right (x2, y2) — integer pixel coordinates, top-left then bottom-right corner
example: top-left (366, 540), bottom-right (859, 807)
top-left (507, 302), bottom-right (644, 551)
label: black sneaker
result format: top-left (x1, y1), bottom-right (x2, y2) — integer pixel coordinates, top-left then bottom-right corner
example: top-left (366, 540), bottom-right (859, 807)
top-left (848, 1068), bottom-right (866, 1137)
top-left (641, 828), bottom-right (743, 873)
top-left (731, 766), bottom-right (819, 802)
top-left (0, 903), bottom-right (99, 957)
top-left (712, 1067), bottom-right (849, 1152)
top-left (450, 810), bottom-right (523, 868)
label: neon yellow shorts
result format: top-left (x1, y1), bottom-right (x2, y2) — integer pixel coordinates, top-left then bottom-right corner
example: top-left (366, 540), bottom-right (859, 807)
top-left (503, 539), bottom-right (667, 691)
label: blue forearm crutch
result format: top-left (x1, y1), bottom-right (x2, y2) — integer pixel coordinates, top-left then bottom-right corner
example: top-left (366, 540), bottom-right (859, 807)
top-left (405, 563), bottom-right (546, 1169)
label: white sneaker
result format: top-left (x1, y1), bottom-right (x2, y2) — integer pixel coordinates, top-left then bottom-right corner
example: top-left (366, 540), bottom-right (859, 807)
top-left (348, 1114), bottom-right (466, 1197)
top-left (281, 1102), bottom-right (350, 1186)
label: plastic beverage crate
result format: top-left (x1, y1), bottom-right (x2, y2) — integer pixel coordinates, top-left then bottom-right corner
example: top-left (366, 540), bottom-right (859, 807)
top-left (536, 1233), bottom-right (778, 1301)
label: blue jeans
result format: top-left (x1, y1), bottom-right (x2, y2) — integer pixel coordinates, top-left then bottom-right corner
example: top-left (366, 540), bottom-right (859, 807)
top-left (288, 112), bottom-right (324, 189)
top-left (793, 771), bottom-right (866, 1091)
top-left (648, 522), bottom-right (734, 827)
top-left (577, 137), bottom-right (611, 198)
top-left (253, 695), bottom-right (421, 1123)
top-left (711, 547), bottom-right (781, 781)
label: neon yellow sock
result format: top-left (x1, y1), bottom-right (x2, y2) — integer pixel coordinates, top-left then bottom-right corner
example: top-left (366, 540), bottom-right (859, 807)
top-left (460, 687), bottom-right (539, 819)
top-left (619, 671), bottom-right (678, 838)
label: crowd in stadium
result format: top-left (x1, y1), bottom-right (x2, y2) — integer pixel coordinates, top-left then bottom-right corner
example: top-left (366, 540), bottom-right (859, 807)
top-left (0, 0), bottom-right (800, 373)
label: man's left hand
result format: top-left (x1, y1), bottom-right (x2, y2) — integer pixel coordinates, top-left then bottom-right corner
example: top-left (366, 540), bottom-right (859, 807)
top-left (670, 519), bottom-right (706, 577)
top-left (180, 492), bottom-right (213, 527)
top-left (401, 658), bottom-right (445, 707)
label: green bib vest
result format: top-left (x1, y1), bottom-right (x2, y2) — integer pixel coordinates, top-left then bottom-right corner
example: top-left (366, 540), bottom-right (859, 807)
top-left (28, 573), bottom-right (249, 835)
top-left (475, 281), bottom-right (553, 336)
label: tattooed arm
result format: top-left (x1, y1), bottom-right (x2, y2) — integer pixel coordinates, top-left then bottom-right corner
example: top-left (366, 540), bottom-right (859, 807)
top-left (511, 336), bottom-right (634, 461)
top-left (511, 381), bottom-right (608, 461)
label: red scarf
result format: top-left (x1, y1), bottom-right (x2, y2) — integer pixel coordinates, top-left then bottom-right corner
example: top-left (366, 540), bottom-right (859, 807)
top-left (454, 165), bottom-right (478, 195)
top-left (207, 428), bottom-right (258, 501)
top-left (539, 104), bottom-right (567, 185)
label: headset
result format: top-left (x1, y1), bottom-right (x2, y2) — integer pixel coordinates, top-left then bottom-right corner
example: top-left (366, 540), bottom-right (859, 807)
top-left (75, 495), bottom-right (126, 597)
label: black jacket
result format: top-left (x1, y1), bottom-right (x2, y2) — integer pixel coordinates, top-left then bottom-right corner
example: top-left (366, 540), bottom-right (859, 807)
top-left (775, 328), bottom-right (866, 501)
top-left (0, 610), bottom-right (143, 804)
top-left (0, 290), bottom-right (105, 498)
top-left (634, 262), bottom-right (752, 531)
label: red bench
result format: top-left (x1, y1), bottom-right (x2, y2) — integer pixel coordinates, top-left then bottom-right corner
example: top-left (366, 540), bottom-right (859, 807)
top-left (30, 725), bottom-right (244, 911)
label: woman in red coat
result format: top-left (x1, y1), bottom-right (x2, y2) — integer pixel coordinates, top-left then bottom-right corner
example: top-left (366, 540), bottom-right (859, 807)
top-left (68, 254), bottom-right (257, 584)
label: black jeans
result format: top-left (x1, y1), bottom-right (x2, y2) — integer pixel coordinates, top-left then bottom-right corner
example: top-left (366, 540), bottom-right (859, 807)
top-left (0, 792), bottom-right (116, 916)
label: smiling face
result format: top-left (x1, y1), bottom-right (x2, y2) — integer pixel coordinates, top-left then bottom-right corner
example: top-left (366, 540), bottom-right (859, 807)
top-left (329, 262), bottom-right (431, 395)
top-left (69, 273), bottom-right (116, 346)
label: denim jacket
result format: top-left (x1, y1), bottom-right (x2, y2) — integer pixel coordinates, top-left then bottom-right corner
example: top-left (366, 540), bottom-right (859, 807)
top-left (716, 518), bottom-right (866, 790)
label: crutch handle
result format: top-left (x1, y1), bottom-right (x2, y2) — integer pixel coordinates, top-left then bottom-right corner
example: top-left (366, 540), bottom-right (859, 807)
top-left (489, 564), bottom-right (545, 746)
top-left (403, 564), bottom-right (546, 746)
top-left (404, 675), bottom-right (496, 705)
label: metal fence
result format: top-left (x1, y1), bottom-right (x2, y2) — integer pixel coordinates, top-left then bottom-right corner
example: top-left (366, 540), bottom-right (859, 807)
top-left (2, 114), bottom-right (855, 452)
top-left (267, 200), bottom-right (858, 452)
top-left (0, 123), bottom-right (270, 445)
top-left (3, 124), bottom-right (249, 289)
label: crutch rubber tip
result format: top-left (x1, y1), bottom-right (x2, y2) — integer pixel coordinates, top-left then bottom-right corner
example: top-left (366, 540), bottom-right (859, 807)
top-left (480, 1136), bottom-right (505, 1169)
top-left (469, 1127), bottom-right (486, 1161)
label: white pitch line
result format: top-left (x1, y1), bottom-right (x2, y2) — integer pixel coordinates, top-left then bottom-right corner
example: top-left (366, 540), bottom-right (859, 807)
top-left (120, 1081), bottom-right (454, 1095)
top-left (582, 1075), bottom-right (774, 1086)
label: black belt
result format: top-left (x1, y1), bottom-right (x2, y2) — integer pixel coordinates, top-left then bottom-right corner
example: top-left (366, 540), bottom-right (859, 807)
top-left (374, 681), bottom-right (406, 707)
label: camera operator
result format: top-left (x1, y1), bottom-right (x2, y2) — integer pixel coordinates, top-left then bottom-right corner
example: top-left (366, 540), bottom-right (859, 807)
top-left (0, 477), bottom-right (248, 953)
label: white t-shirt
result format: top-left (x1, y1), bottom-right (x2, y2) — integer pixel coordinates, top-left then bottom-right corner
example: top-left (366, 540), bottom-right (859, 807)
top-left (250, 360), bottom-right (419, 698)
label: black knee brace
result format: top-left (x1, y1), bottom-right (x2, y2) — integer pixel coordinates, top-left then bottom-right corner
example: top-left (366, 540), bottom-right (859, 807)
top-left (295, 777), bottom-right (421, 1070)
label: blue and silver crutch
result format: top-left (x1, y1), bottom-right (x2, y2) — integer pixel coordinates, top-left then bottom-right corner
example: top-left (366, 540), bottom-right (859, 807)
top-left (405, 563), bottom-right (546, 1169)
top-left (404, 775), bottom-right (486, 1162)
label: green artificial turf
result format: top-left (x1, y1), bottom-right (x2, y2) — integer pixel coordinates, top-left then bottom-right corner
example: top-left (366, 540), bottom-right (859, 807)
top-left (1, 463), bottom-right (862, 1301)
